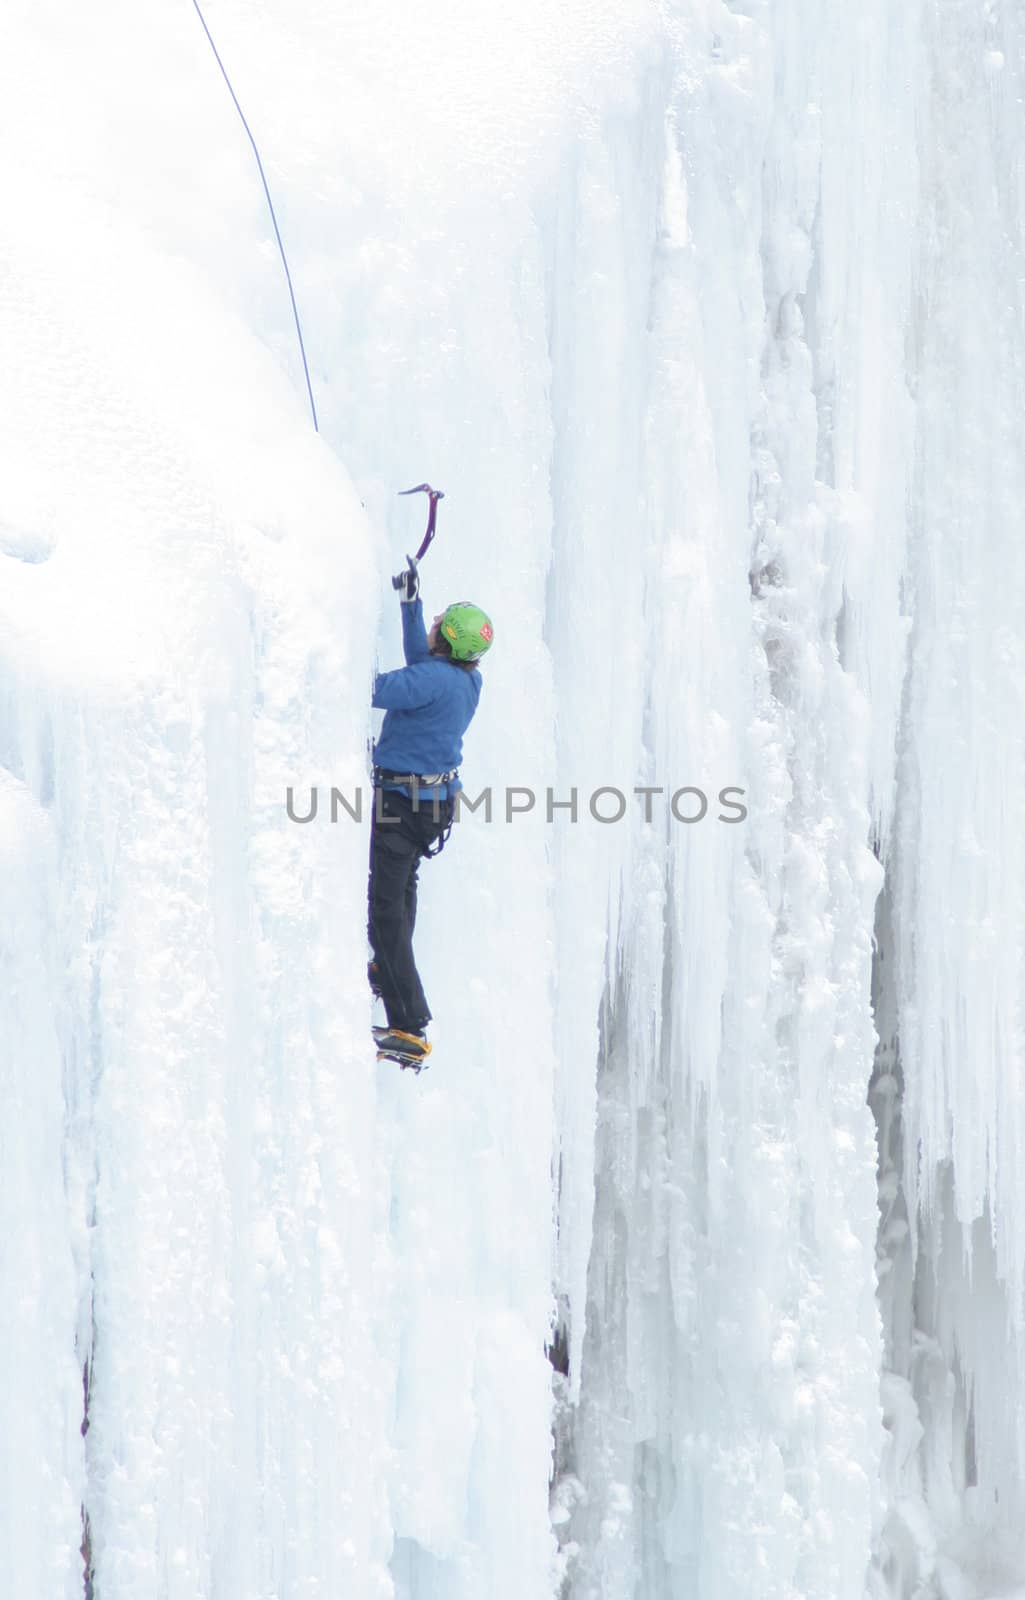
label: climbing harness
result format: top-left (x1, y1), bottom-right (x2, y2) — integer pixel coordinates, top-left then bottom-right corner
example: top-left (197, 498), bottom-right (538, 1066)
top-left (372, 769), bottom-right (456, 857)
top-left (373, 767), bottom-right (459, 789)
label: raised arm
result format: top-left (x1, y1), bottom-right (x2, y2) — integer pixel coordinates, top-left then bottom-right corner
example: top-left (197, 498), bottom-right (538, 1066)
top-left (401, 597), bottom-right (431, 663)
top-left (393, 556), bottom-right (431, 663)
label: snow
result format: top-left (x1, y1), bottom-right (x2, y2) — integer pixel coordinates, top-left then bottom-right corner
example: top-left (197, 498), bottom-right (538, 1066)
top-left (1, 0), bottom-right (1024, 1597)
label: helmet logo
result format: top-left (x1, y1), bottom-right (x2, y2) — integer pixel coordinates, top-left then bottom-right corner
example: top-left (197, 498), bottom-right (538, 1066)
top-left (480, 622), bottom-right (493, 642)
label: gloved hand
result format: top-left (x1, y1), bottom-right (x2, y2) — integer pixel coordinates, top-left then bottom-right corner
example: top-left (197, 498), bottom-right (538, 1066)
top-left (392, 554), bottom-right (420, 602)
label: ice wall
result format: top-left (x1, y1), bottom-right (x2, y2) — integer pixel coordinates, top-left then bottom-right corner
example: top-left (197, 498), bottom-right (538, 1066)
top-left (879, 1), bottom-right (1025, 1591)
top-left (551, 0), bottom-right (910, 1592)
top-left (0, 1), bottom-right (657, 1596)
top-left (1, 3), bottom-right (386, 1590)
top-left (551, 1), bottom-right (1025, 1596)
top-left (2, 0), bottom-right (1024, 1597)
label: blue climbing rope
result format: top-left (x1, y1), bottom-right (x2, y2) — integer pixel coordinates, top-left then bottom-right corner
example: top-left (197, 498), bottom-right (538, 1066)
top-left (191, 0), bottom-right (319, 432)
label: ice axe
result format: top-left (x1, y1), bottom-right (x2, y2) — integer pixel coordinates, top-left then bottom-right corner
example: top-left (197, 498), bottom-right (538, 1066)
top-left (392, 483), bottom-right (445, 588)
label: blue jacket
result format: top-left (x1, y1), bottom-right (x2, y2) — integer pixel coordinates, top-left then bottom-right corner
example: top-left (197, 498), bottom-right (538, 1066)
top-left (372, 599), bottom-right (482, 797)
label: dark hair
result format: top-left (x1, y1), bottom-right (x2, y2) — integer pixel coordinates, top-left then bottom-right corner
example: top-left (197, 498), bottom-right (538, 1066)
top-left (430, 636), bottom-right (480, 671)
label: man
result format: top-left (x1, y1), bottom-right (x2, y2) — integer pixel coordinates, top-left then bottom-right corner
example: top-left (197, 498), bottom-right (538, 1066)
top-left (368, 556), bottom-right (494, 1068)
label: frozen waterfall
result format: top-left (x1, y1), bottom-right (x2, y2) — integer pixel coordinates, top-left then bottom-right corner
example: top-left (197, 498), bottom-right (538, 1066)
top-left (1, 0), bottom-right (1023, 1596)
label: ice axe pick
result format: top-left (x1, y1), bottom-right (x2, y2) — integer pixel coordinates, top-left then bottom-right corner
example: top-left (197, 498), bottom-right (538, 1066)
top-left (393, 483), bottom-right (445, 588)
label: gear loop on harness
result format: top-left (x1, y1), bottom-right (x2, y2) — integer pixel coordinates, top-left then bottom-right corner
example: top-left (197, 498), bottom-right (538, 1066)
top-left (422, 803), bottom-right (455, 858)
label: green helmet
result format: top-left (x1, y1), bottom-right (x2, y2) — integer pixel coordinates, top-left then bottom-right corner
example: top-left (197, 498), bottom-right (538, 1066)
top-left (440, 602), bottom-right (494, 662)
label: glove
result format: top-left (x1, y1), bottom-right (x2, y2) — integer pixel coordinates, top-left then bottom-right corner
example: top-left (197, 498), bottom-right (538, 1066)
top-left (392, 554), bottom-right (420, 602)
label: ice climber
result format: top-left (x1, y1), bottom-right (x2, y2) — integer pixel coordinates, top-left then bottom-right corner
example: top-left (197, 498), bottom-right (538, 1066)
top-left (368, 556), bottom-right (494, 1069)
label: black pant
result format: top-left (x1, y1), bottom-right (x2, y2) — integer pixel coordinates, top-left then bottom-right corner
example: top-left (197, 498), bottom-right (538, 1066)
top-left (368, 789), bottom-right (453, 1033)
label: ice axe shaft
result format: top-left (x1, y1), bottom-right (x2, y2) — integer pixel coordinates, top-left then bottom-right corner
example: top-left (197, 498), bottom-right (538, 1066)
top-left (394, 483), bottom-right (445, 584)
